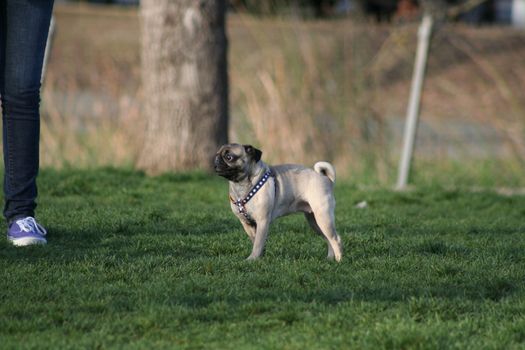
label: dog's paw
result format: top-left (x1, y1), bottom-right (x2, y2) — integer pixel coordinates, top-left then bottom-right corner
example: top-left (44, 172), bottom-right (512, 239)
top-left (327, 253), bottom-right (342, 262)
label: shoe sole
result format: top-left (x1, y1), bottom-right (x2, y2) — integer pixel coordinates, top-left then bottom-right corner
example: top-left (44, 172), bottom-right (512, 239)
top-left (9, 237), bottom-right (47, 246)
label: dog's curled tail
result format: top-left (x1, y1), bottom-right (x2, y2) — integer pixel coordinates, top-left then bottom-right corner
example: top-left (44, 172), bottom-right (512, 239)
top-left (314, 161), bottom-right (336, 183)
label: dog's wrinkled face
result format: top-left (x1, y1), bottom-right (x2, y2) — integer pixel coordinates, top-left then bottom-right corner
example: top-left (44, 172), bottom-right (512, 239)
top-left (214, 143), bottom-right (262, 182)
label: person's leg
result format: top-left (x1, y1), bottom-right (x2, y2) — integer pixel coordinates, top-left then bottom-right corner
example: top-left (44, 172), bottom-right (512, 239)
top-left (0, 0), bottom-right (54, 225)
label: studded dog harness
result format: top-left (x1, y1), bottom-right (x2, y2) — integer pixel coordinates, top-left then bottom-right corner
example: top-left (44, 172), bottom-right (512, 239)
top-left (229, 169), bottom-right (274, 226)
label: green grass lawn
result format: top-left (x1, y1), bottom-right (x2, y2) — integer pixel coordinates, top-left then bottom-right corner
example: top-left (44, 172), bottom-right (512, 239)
top-left (1, 168), bottom-right (524, 349)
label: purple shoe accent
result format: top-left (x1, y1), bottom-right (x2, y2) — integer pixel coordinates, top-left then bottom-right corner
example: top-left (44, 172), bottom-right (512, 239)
top-left (7, 217), bottom-right (47, 246)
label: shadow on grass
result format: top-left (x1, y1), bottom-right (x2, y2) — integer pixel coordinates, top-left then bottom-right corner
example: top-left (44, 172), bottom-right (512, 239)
top-left (0, 214), bottom-right (236, 261)
top-left (1, 219), bottom-right (522, 310)
top-left (169, 273), bottom-right (520, 310)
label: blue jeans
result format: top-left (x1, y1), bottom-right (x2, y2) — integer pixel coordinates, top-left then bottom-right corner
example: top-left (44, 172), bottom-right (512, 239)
top-left (0, 0), bottom-right (54, 224)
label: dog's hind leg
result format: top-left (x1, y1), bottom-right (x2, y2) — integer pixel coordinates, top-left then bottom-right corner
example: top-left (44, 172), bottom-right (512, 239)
top-left (309, 204), bottom-right (342, 262)
top-left (305, 212), bottom-right (335, 259)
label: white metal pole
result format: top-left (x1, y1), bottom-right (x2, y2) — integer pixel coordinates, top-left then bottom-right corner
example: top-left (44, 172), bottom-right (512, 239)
top-left (41, 15), bottom-right (55, 84)
top-left (396, 14), bottom-right (433, 190)
top-left (512, 0), bottom-right (525, 28)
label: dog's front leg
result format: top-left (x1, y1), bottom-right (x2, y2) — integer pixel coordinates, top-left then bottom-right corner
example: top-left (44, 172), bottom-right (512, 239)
top-left (240, 220), bottom-right (256, 243)
top-left (246, 219), bottom-right (270, 260)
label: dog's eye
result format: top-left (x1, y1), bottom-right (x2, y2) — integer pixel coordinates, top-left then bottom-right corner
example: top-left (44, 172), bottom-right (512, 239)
top-left (225, 154), bottom-right (234, 162)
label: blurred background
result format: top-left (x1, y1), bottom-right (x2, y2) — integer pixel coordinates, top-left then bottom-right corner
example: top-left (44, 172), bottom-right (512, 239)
top-left (39, 0), bottom-right (525, 187)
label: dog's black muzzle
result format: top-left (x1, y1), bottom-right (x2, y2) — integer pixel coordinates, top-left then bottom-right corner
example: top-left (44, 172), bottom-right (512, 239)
top-left (214, 155), bottom-right (242, 181)
top-left (213, 154), bottom-right (226, 172)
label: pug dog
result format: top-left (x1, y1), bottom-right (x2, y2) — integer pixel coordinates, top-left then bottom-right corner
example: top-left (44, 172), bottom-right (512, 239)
top-left (214, 143), bottom-right (342, 262)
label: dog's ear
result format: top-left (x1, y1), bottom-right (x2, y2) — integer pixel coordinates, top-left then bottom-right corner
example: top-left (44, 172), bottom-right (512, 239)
top-left (244, 145), bottom-right (262, 163)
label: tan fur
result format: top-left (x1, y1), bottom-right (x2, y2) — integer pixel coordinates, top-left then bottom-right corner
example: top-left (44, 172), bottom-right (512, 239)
top-left (314, 161), bottom-right (336, 183)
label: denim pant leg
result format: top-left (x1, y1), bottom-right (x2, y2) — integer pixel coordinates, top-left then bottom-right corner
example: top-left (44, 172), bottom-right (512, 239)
top-left (0, 0), bottom-right (55, 223)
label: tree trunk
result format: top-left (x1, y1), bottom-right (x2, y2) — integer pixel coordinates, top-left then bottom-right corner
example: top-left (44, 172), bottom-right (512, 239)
top-left (138, 0), bottom-right (228, 173)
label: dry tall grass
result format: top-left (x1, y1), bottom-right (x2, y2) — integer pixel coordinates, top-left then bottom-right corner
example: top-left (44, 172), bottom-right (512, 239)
top-left (40, 62), bottom-right (143, 168)
top-left (228, 16), bottom-right (400, 179)
top-left (228, 15), bottom-right (525, 181)
top-left (228, 16), bottom-right (525, 182)
top-left (25, 4), bottom-right (525, 185)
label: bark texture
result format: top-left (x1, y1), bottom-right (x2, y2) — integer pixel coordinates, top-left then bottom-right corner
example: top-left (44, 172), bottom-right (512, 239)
top-left (138, 0), bottom-right (228, 173)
